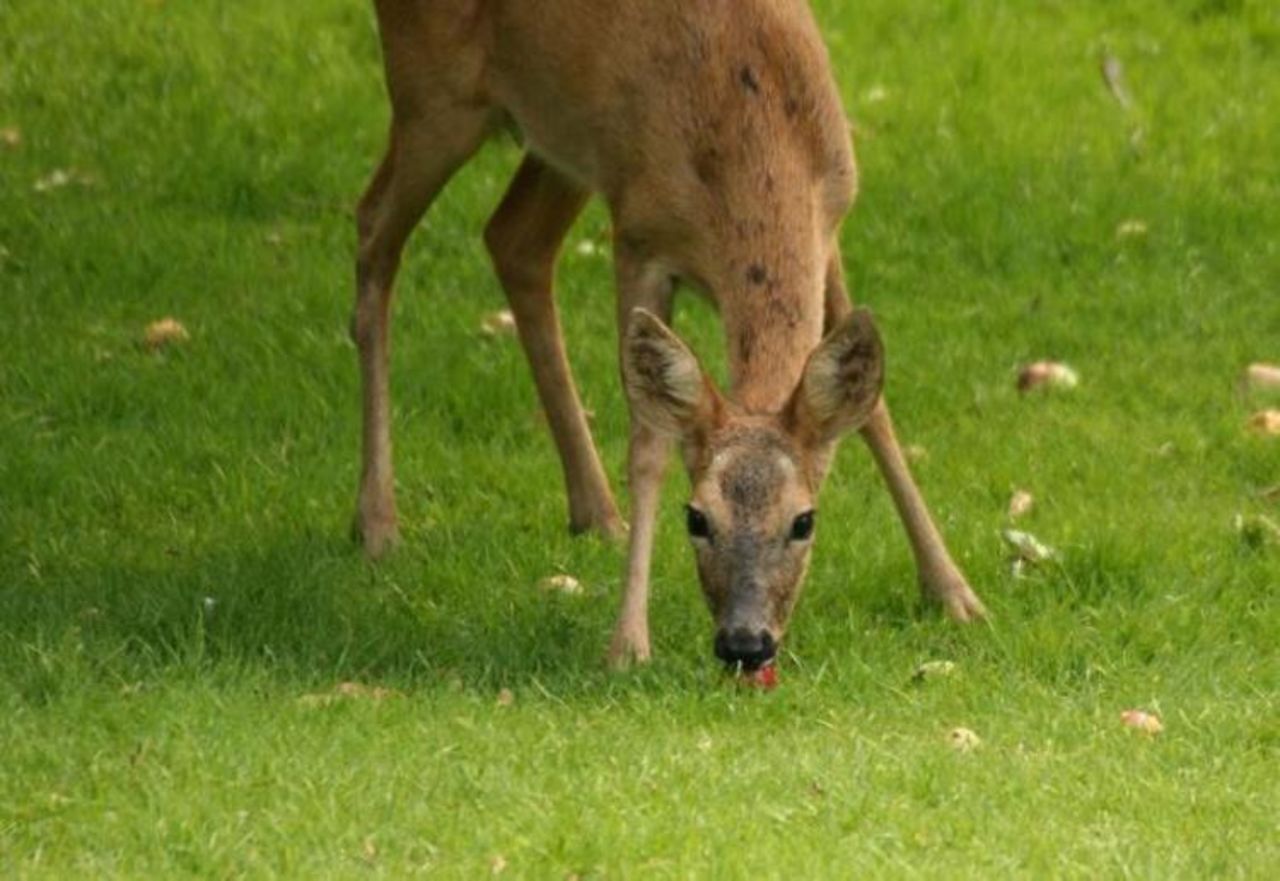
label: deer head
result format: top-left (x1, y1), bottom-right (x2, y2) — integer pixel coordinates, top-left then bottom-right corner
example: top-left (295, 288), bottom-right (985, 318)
top-left (623, 307), bottom-right (884, 669)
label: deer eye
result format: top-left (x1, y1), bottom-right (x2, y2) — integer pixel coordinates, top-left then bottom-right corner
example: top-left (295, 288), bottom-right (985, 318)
top-left (789, 510), bottom-right (816, 542)
top-left (686, 505), bottom-right (712, 541)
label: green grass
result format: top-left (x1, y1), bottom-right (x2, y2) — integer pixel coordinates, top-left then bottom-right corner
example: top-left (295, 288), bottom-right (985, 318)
top-left (2, 0), bottom-right (1278, 876)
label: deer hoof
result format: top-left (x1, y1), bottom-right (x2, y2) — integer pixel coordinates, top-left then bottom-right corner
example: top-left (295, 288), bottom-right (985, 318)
top-left (606, 627), bottom-right (652, 670)
top-left (921, 569), bottom-right (988, 622)
top-left (569, 508), bottom-right (629, 543)
top-left (352, 513), bottom-right (400, 560)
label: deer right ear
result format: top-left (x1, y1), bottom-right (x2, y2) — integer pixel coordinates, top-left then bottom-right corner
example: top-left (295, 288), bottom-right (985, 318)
top-left (787, 307), bottom-right (884, 446)
top-left (622, 308), bottom-right (721, 438)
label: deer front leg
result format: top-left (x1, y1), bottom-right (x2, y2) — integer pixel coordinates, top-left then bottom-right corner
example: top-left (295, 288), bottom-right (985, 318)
top-left (823, 247), bottom-right (985, 620)
top-left (608, 257), bottom-right (676, 667)
top-left (859, 399), bottom-right (987, 621)
top-left (484, 156), bottom-right (624, 539)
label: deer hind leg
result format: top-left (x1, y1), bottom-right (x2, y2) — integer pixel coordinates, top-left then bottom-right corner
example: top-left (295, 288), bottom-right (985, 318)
top-left (483, 155), bottom-right (625, 539)
top-left (823, 247), bottom-right (987, 621)
top-left (351, 104), bottom-right (493, 558)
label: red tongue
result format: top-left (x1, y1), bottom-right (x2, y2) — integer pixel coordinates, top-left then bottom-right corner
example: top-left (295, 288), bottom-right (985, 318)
top-left (740, 664), bottom-right (779, 689)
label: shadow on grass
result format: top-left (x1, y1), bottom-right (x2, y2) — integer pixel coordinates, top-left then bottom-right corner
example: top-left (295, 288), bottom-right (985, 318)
top-left (1, 528), bottom-right (650, 704)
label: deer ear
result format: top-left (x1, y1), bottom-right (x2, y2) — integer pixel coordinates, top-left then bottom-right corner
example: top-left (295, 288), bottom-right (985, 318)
top-left (788, 308), bottom-right (884, 445)
top-left (622, 308), bottom-right (721, 438)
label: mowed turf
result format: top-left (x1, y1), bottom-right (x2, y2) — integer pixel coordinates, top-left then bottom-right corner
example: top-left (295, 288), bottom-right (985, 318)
top-left (2, 0), bottom-right (1278, 876)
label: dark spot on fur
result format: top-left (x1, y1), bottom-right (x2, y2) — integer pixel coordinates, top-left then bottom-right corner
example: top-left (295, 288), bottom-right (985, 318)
top-left (739, 65), bottom-right (760, 94)
top-left (737, 326), bottom-right (755, 364)
top-left (746, 263), bottom-right (768, 286)
top-left (784, 96), bottom-right (800, 118)
top-left (693, 146), bottom-right (721, 186)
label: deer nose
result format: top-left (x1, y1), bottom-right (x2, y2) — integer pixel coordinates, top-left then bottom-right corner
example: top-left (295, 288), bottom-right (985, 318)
top-left (714, 628), bottom-right (776, 670)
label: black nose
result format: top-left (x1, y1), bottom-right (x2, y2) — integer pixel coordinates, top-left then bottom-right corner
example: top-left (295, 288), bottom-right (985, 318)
top-left (714, 628), bottom-right (776, 670)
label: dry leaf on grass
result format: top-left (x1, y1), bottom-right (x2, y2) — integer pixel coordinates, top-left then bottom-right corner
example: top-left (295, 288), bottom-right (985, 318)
top-left (1246, 410), bottom-right (1280, 436)
top-left (1241, 364), bottom-right (1280, 395)
top-left (495, 687), bottom-right (515, 707)
top-left (297, 681), bottom-right (400, 707)
top-left (490, 854), bottom-right (508, 875)
top-left (1003, 529), bottom-right (1056, 563)
top-left (1017, 361), bottom-right (1079, 393)
top-left (1100, 53), bottom-right (1133, 110)
top-left (1120, 709), bottom-right (1163, 734)
top-left (1008, 489), bottom-right (1034, 520)
top-left (536, 574), bottom-right (583, 596)
top-left (143, 317), bottom-right (189, 350)
top-left (480, 309), bottom-right (517, 338)
top-left (947, 727), bottom-right (981, 752)
top-left (33, 168), bottom-right (97, 192)
top-left (912, 660), bottom-right (956, 682)
top-left (1115, 218), bottom-right (1148, 239)
top-left (904, 444), bottom-right (928, 463)
top-left (0, 126), bottom-right (21, 149)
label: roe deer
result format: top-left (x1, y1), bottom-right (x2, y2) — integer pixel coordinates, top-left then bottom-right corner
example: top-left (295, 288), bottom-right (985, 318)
top-left (351, 0), bottom-right (986, 670)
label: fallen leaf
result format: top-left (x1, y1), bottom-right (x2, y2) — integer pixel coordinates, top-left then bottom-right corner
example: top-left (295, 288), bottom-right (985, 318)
top-left (33, 168), bottom-right (96, 192)
top-left (1115, 218), bottom-right (1148, 239)
top-left (1008, 489), bottom-right (1034, 520)
top-left (536, 574), bottom-right (583, 595)
top-left (1120, 709), bottom-right (1163, 734)
top-left (947, 727), bottom-right (981, 752)
top-left (1002, 528), bottom-right (1056, 564)
top-left (496, 687), bottom-right (515, 707)
top-left (143, 317), bottom-right (189, 350)
top-left (0, 126), bottom-right (21, 149)
top-left (1241, 363), bottom-right (1280, 395)
top-left (1017, 361), bottom-right (1079, 393)
top-left (297, 681), bottom-right (400, 707)
top-left (490, 854), bottom-right (508, 875)
top-left (362, 836), bottom-right (378, 863)
top-left (1100, 53), bottom-right (1133, 110)
top-left (480, 309), bottom-right (517, 337)
top-left (862, 84), bottom-right (889, 104)
top-left (904, 444), bottom-right (928, 463)
top-left (1246, 410), bottom-right (1280, 436)
top-left (912, 660), bottom-right (956, 682)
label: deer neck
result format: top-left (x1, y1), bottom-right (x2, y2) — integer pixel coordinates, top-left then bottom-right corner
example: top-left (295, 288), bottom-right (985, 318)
top-left (716, 222), bottom-right (826, 416)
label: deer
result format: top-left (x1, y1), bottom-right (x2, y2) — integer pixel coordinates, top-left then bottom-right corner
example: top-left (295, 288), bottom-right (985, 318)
top-left (350, 0), bottom-right (987, 671)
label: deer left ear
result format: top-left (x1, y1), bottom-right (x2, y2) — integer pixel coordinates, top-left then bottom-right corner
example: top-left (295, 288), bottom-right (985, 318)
top-left (787, 308), bottom-right (884, 445)
top-left (622, 308), bottom-right (723, 439)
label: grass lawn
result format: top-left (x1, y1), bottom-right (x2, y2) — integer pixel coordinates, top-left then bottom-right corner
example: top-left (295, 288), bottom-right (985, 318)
top-left (2, 0), bottom-right (1278, 876)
